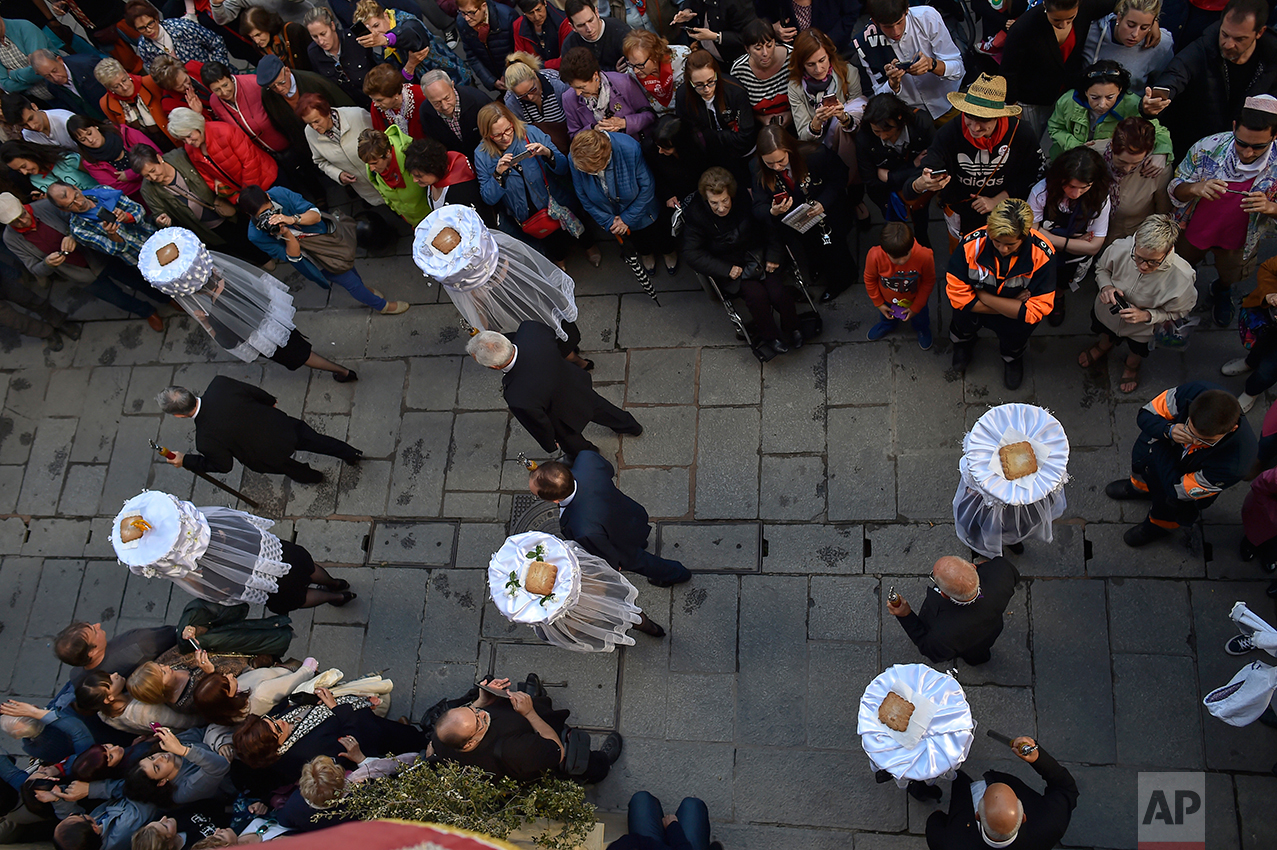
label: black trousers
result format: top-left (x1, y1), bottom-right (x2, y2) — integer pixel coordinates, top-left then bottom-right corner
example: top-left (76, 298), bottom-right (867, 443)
top-left (739, 272), bottom-right (799, 341)
top-left (556, 395), bottom-right (641, 458)
top-left (950, 309), bottom-right (1037, 362)
top-left (1130, 439), bottom-right (1219, 528)
top-left (274, 419), bottom-right (360, 482)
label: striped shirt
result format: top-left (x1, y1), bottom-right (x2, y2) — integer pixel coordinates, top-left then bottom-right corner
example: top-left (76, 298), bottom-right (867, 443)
top-left (730, 47), bottom-right (792, 120)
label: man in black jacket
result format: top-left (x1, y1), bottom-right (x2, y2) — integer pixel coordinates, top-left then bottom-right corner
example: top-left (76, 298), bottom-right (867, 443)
top-left (530, 451), bottom-right (692, 587)
top-left (29, 50), bottom-right (107, 119)
top-left (888, 555), bottom-right (1019, 665)
top-left (1144, 0), bottom-right (1277, 158)
top-left (926, 737), bottom-right (1079, 849)
top-left (468, 323), bottom-right (642, 457)
top-left (422, 70), bottom-right (494, 154)
top-left (156, 377), bottom-right (362, 483)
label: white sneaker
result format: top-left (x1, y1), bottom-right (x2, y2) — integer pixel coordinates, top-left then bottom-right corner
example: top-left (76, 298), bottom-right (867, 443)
top-left (1239, 392), bottom-right (1257, 414)
top-left (1222, 357), bottom-right (1253, 376)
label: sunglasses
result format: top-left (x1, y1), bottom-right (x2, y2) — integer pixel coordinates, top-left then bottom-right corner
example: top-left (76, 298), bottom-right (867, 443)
top-left (1234, 134), bottom-right (1273, 152)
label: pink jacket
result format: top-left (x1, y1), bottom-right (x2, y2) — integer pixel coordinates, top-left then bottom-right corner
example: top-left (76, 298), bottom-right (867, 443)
top-left (210, 74), bottom-right (290, 154)
top-left (80, 125), bottom-right (160, 196)
top-left (1244, 467), bottom-right (1277, 546)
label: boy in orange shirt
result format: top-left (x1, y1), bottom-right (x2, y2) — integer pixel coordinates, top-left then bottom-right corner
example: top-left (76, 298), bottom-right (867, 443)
top-left (865, 222), bottom-right (936, 349)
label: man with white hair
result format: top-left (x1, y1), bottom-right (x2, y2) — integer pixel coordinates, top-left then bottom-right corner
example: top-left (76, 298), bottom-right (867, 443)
top-left (420, 69), bottom-right (492, 154)
top-left (887, 555), bottom-right (1019, 666)
top-left (468, 321), bottom-right (642, 457)
top-left (925, 735), bottom-right (1078, 849)
top-left (29, 48), bottom-right (108, 118)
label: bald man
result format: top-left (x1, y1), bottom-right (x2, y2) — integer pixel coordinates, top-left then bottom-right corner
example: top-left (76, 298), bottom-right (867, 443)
top-left (887, 555), bottom-right (1018, 665)
top-left (925, 736), bottom-right (1078, 849)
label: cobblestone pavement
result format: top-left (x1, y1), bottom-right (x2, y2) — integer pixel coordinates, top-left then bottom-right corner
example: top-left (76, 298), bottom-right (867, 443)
top-left (1, 223), bottom-right (1276, 850)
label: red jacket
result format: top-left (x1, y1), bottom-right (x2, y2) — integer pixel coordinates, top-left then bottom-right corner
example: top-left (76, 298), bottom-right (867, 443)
top-left (186, 120), bottom-right (278, 202)
top-left (210, 74), bottom-right (291, 153)
top-left (369, 85), bottom-right (428, 143)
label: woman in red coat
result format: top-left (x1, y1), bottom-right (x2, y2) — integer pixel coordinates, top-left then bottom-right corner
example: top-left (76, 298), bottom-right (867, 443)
top-left (166, 106), bottom-right (278, 203)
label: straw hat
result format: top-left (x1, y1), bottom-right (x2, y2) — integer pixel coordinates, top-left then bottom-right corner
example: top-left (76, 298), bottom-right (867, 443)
top-left (946, 74), bottom-right (1022, 119)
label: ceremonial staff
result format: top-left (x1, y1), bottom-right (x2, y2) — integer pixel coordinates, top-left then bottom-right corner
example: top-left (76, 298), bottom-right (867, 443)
top-left (149, 440), bottom-right (260, 509)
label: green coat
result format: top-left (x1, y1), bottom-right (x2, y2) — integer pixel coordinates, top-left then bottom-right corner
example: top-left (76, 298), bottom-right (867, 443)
top-left (140, 149), bottom-right (231, 247)
top-left (1047, 91), bottom-right (1173, 160)
top-left (173, 598), bottom-right (294, 658)
top-left (366, 125), bottom-right (433, 225)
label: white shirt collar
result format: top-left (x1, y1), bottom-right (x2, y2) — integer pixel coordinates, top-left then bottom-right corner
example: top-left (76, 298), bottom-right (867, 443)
top-left (191, 397), bottom-right (201, 419)
top-left (558, 481), bottom-right (578, 513)
top-left (500, 345), bottom-right (519, 373)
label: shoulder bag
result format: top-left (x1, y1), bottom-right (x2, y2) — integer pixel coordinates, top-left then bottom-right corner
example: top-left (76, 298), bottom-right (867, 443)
top-left (298, 211), bottom-right (358, 274)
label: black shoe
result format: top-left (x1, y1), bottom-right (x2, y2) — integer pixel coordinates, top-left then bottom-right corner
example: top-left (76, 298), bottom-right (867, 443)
top-left (1105, 479), bottom-right (1151, 500)
top-left (664, 256), bottom-right (680, 275)
top-left (819, 286), bottom-right (847, 303)
top-left (620, 423), bottom-right (643, 437)
top-left (1213, 290), bottom-right (1234, 327)
top-left (1241, 538), bottom-right (1257, 561)
top-left (43, 331), bottom-right (63, 352)
top-left (1268, 580), bottom-right (1277, 598)
top-left (1006, 541), bottom-right (1025, 555)
top-left (1124, 519), bottom-right (1171, 547)
top-left (633, 614), bottom-right (665, 638)
top-left (344, 449), bottom-right (363, 465)
top-left (328, 579), bottom-right (351, 592)
top-left (60, 321), bottom-right (82, 341)
top-left (331, 591), bottom-right (357, 607)
top-left (791, 329), bottom-right (804, 350)
top-left (333, 368), bottom-right (358, 383)
top-left (874, 769), bottom-right (893, 784)
top-left (1003, 358), bottom-right (1024, 390)
top-left (1046, 291), bottom-right (1066, 327)
top-left (1265, 561), bottom-right (1277, 575)
top-left (598, 731), bottom-right (623, 764)
top-left (907, 780), bottom-right (943, 802)
top-left (521, 672), bottom-right (546, 698)
top-left (769, 337), bottom-right (790, 354)
top-left (582, 359), bottom-right (595, 372)
top-left (951, 343), bottom-right (973, 373)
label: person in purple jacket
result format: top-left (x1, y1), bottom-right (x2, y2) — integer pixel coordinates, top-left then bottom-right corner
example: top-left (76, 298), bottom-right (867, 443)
top-left (558, 46), bottom-right (656, 137)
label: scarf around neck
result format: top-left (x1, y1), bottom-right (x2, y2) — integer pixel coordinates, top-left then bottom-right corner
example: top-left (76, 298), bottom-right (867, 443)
top-left (585, 74), bottom-right (614, 120)
top-left (83, 126), bottom-right (126, 163)
top-left (962, 116), bottom-right (1009, 151)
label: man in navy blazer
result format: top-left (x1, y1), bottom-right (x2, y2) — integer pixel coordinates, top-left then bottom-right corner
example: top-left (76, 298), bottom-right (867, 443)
top-left (529, 451), bottom-right (691, 588)
top-left (30, 50), bottom-right (108, 119)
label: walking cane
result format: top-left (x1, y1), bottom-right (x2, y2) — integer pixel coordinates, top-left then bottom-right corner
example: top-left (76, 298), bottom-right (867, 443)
top-left (150, 440), bottom-right (260, 509)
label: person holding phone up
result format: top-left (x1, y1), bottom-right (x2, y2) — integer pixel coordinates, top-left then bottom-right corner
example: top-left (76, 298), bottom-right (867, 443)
top-left (851, 0), bottom-right (965, 124)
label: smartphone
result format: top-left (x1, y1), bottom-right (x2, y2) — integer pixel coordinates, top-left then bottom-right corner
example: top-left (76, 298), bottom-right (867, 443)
top-left (56, 250), bottom-right (71, 256)
top-left (896, 52), bottom-right (921, 70)
top-left (477, 681), bottom-right (510, 698)
top-left (96, 206), bottom-right (117, 223)
top-left (1109, 292), bottom-right (1131, 314)
top-left (509, 149), bottom-right (533, 164)
top-left (928, 168), bottom-right (947, 178)
top-left (1150, 86), bottom-right (1171, 99)
top-left (349, 19), bottom-right (371, 39)
top-left (773, 190), bottom-right (790, 204)
top-left (188, 636), bottom-right (201, 650)
top-left (149, 722), bottom-right (162, 733)
top-left (821, 95), bottom-right (839, 109)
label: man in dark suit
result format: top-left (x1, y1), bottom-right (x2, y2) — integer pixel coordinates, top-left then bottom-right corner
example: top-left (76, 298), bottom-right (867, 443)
top-left (529, 451), bottom-right (691, 590)
top-left (926, 736), bottom-right (1078, 850)
top-left (468, 323), bottom-right (641, 457)
top-left (421, 70), bottom-right (492, 154)
top-left (888, 555), bottom-right (1018, 665)
top-left (156, 377), bottom-right (362, 483)
top-left (29, 50), bottom-right (107, 119)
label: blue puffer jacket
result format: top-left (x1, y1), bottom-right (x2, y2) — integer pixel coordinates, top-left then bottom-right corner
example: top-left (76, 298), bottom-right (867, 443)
top-left (457, 0), bottom-right (518, 90)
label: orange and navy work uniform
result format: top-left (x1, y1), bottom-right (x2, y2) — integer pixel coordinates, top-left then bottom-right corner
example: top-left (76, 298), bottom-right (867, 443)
top-left (947, 226), bottom-right (1057, 324)
top-left (1131, 382), bottom-right (1257, 528)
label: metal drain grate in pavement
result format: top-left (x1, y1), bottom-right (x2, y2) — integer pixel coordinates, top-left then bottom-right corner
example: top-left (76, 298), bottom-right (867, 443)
top-left (508, 494), bottom-right (562, 536)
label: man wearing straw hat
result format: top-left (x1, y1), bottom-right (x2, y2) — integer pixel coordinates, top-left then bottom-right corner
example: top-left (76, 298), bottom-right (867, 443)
top-left (906, 73), bottom-right (1047, 247)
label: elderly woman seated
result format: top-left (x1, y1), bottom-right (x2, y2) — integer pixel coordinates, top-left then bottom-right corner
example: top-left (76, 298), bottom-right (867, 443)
top-left (681, 166), bottom-right (800, 354)
top-left (1078, 214), bottom-right (1197, 394)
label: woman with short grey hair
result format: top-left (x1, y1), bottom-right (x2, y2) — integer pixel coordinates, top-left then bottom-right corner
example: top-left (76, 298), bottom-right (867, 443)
top-left (1078, 214), bottom-right (1197, 394)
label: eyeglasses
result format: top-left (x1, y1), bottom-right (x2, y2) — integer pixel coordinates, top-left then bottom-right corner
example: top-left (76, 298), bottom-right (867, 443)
top-left (625, 57), bottom-right (652, 70)
top-left (691, 77), bottom-right (718, 91)
top-left (135, 18), bottom-right (159, 32)
top-left (459, 7), bottom-right (483, 17)
top-left (1184, 421), bottom-right (1224, 446)
top-left (1130, 246), bottom-right (1169, 271)
top-left (1234, 134), bottom-right (1273, 152)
